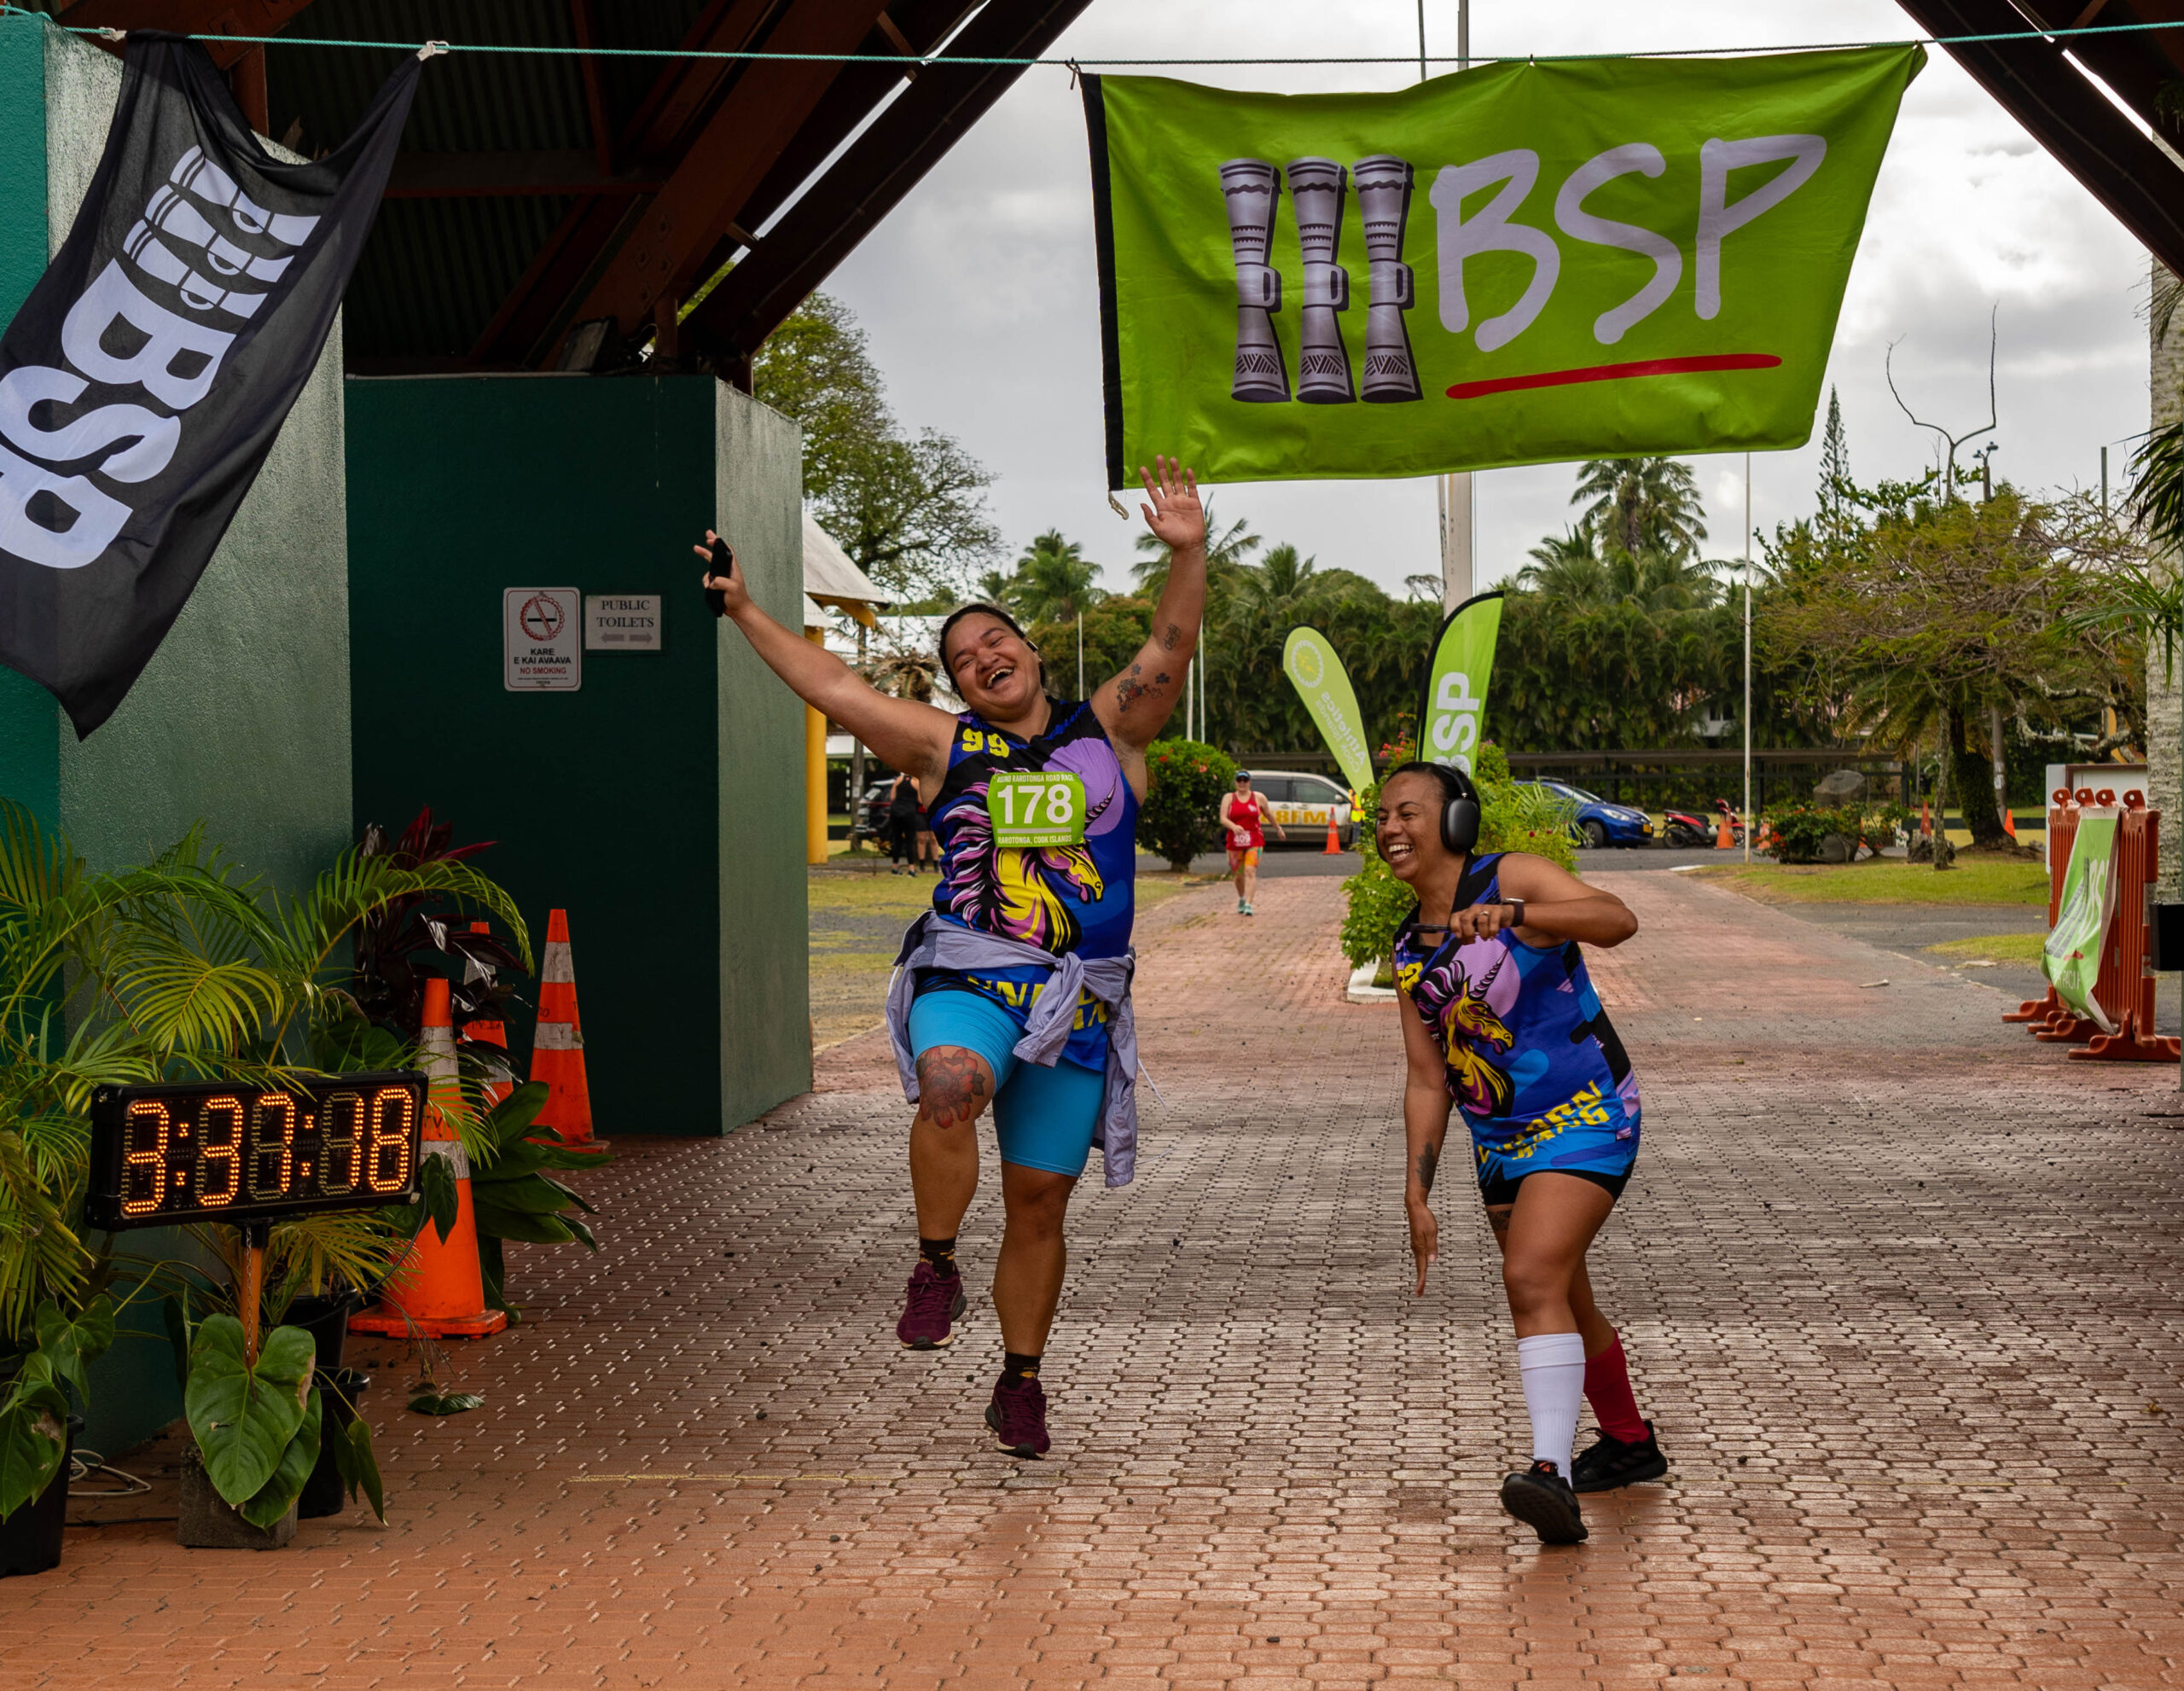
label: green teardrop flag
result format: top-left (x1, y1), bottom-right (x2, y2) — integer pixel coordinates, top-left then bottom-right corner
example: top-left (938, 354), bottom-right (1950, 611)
top-left (1282, 629), bottom-right (1374, 794)
top-left (1418, 591), bottom-right (1503, 776)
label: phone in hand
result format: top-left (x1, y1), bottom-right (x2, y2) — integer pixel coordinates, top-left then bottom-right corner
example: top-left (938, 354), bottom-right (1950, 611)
top-left (705, 536), bottom-right (736, 617)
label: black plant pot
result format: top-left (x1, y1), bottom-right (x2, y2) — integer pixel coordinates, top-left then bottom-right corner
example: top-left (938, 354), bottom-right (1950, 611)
top-left (297, 1369), bottom-right (369, 1520)
top-left (286, 1290), bottom-right (362, 1374)
top-left (0, 1415), bottom-right (80, 1578)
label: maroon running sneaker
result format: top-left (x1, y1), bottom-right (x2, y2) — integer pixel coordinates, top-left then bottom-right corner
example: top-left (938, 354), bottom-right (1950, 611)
top-left (985, 1374), bottom-right (1051, 1457)
top-left (895, 1263), bottom-right (967, 1349)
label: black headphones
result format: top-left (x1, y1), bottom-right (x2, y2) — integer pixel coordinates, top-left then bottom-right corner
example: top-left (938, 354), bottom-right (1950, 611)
top-left (1391, 759), bottom-right (1482, 854)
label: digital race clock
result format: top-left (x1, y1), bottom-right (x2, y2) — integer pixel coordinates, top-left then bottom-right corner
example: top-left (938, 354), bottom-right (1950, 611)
top-left (87, 1072), bottom-right (426, 1231)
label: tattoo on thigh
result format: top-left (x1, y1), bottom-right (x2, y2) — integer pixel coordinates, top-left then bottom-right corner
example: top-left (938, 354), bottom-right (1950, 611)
top-left (1485, 1206), bottom-right (1513, 1235)
top-left (1415, 1143), bottom-right (1438, 1195)
top-left (917, 1048), bottom-right (989, 1130)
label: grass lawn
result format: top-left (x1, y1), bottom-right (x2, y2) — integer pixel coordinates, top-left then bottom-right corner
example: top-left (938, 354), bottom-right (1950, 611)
top-left (807, 866), bottom-right (1198, 1049)
top-left (1693, 856), bottom-right (2049, 907)
top-left (1925, 932), bottom-right (2048, 965)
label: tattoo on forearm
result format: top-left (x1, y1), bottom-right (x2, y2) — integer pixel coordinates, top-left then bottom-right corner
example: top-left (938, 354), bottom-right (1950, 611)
top-left (1159, 623), bottom-right (1182, 652)
top-left (1415, 1143), bottom-right (1438, 1195)
top-left (916, 1047), bottom-right (990, 1130)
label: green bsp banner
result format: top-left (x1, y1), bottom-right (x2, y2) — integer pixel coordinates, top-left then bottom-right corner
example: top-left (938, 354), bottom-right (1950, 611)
top-left (2043, 809), bottom-right (2119, 1032)
top-left (1082, 47), bottom-right (1921, 485)
top-left (1282, 629), bottom-right (1374, 795)
top-left (1418, 592), bottom-right (1503, 776)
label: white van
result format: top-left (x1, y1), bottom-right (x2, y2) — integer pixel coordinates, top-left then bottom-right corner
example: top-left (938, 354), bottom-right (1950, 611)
top-left (1240, 770), bottom-right (1359, 850)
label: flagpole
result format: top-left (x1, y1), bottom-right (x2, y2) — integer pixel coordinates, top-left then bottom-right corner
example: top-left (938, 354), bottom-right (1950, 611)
top-left (1429, 3), bottom-right (1478, 620)
top-left (1743, 451), bottom-right (1753, 865)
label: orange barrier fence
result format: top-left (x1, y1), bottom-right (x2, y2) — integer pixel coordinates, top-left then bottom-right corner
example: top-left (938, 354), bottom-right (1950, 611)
top-left (2020, 788), bottom-right (2180, 1063)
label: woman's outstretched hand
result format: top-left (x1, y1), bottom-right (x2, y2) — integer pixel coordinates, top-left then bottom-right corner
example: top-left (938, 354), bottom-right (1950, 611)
top-left (692, 529), bottom-right (747, 618)
top-left (1408, 1195), bottom-right (1438, 1295)
top-left (1139, 455), bottom-right (1205, 554)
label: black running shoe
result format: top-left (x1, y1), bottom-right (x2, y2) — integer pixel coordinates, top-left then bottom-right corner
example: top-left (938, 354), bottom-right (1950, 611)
top-left (1571, 1422), bottom-right (1668, 1494)
top-left (1500, 1460), bottom-right (1588, 1544)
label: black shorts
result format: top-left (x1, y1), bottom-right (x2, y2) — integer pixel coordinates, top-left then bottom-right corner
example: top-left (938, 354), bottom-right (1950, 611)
top-left (1477, 1165), bottom-right (1631, 1208)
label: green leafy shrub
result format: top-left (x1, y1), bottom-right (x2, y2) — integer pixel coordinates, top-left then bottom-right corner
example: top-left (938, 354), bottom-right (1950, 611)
top-left (1137, 740), bottom-right (1237, 870)
top-left (1763, 800), bottom-right (1903, 863)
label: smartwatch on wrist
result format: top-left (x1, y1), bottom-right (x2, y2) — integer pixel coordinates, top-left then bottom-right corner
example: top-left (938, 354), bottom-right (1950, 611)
top-left (1503, 898), bottom-right (1525, 929)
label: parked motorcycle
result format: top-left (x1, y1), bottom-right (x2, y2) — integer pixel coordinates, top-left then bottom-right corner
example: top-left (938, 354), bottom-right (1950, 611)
top-left (1663, 800), bottom-right (1746, 848)
top-left (1662, 806), bottom-right (1712, 848)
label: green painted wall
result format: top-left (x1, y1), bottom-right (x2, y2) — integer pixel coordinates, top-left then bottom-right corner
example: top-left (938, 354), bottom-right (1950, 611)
top-left (0, 19), bottom-right (353, 1456)
top-left (0, 18), bottom-right (58, 824)
top-left (714, 384), bottom-right (814, 1125)
top-left (347, 375), bottom-right (810, 1136)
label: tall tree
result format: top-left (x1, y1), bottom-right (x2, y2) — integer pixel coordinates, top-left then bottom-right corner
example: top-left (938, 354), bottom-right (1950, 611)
top-left (1572, 457), bottom-right (1709, 560)
top-left (1817, 385), bottom-right (1851, 540)
top-left (1008, 530), bottom-right (1103, 625)
top-left (753, 293), bottom-right (1000, 600)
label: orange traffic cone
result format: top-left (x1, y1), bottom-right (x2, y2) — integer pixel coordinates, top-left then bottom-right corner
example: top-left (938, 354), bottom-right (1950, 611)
top-left (350, 977), bottom-right (508, 1339)
top-left (2002, 806), bottom-right (2018, 840)
top-left (1321, 813), bottom-right (1342, 854)
top-left (1715, 807), bottom-right (1734, 850)
top-left (462, 921), bottom-right (514, 1108)
top-left (530, 909), bottom-right (594, 1145)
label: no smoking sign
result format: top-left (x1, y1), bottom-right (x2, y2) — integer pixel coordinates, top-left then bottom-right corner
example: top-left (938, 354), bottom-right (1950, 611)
top-left (504, 586), bottom-right (582, 691)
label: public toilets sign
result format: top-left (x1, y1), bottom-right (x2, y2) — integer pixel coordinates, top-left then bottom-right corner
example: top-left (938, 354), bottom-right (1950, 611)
top-left (1082, 46), bottom-right (1920, 486)
top-left (0, 32), bottom-right (421, 736)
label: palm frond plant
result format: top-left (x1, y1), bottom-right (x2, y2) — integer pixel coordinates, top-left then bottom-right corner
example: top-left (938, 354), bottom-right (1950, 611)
top-left (0, 799), bottom-right (541, 1535)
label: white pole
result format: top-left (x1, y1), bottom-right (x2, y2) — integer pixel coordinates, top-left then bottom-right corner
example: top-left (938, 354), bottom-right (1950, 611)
top-left (1743, 451), bottom-right (1753, 864)
top-left (1432, 2), bottom-right (1477, 616)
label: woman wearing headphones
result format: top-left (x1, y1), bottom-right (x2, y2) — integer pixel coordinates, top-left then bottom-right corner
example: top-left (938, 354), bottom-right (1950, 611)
top-left (1377, 761), bottom-right (1663, 1545)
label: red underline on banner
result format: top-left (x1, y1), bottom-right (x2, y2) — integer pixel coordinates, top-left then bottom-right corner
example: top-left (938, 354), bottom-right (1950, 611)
top-left (1444, 353), bottom-right (1782, 399)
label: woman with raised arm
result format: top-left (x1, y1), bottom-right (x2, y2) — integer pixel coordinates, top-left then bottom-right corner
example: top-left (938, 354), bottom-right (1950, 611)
top-left (1377, 761), bottom-right (1666, 1546)
top-left (695, 457), bottom-right (1207, 1460)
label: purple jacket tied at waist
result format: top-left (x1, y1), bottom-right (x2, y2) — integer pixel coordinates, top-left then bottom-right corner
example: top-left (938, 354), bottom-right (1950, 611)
top-left (883, 910), bottom-right (1140, 1188)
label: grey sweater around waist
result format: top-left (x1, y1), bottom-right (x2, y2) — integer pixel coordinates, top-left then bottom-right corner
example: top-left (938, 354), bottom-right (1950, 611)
top-left (883, 910), bottom-right (1138, 1188)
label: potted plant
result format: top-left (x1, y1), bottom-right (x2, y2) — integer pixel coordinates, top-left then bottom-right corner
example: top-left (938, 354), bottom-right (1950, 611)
top-left (0, 799), bottom-right (537, 1556)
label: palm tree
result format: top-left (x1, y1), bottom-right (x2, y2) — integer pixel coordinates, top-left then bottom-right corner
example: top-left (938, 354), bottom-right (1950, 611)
top-left (1009, 530), bottom-right (1103, 625)
top-left (1515, 526), bottom-right (1608, 602)
top-left (1572, 457), bottom-right (1708, 560)
top-left (1132, 512), bottom-right (1259, 600)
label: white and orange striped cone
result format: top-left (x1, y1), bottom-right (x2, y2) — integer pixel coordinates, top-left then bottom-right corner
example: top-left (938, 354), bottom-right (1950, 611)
top-left (461, 921), bottom-right (514, 1109)
top-left (530, 908), bottom-right (594, 1145)
top-left (350, 976), bottom-right (508, 1339)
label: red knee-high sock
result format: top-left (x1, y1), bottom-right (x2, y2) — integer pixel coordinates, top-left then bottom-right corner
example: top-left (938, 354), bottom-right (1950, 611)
top-left (1583, 1336), bottom-right (1649, 1443)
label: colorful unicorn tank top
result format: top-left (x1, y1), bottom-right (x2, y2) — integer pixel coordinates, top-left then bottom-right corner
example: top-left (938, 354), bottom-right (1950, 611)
top-left (920, 699), bottom-right (1138, 1067)
top-left (1391, 852), bottom-right (1641, 1153)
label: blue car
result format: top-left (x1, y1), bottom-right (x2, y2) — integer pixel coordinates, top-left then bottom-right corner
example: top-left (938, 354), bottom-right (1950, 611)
top-left (1518, 779), bottom-right (1656, 850)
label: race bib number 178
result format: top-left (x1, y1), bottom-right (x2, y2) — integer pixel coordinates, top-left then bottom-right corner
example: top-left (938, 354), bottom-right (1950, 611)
top-left (987, 771), bottom-right (1087, 848)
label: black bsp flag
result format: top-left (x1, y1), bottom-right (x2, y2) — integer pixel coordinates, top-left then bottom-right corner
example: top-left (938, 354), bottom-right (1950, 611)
top-left (0, 32), bottom-right (421, 736)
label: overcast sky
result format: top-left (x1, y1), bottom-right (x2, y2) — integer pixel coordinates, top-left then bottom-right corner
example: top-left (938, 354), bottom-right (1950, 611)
top-left (822, 1), bottom-right (2152, 598)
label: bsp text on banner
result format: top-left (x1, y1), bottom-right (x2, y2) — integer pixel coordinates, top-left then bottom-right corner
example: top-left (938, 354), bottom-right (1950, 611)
top-left (0, 30), bottom-right (420, 737)
top-left (1083, 47), bottom-right (1921, 487)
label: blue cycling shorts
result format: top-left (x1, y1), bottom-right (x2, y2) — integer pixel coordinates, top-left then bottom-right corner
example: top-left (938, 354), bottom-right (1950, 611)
top-left (907, 985), bottom-right (1106, 1178)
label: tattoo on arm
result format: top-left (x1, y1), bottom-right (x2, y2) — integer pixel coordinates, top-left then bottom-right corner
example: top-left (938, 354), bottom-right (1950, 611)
top-left (1415, 1142), bottom-right (1438, 1195)
top-left (1159, 623), bottom-right (1182, 652)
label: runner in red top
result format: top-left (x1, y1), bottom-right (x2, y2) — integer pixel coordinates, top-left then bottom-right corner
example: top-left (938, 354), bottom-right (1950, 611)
top-left (1219, 770), bottom-right (1285, 915)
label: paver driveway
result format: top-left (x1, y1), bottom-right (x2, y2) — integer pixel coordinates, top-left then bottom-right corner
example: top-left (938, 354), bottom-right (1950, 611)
top-left (9, 871), bottom-right (2184, 1688)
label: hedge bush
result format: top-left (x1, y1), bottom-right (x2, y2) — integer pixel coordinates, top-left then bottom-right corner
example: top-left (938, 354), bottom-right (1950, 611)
top-left (1137, 739), bottom-right (1237, 870)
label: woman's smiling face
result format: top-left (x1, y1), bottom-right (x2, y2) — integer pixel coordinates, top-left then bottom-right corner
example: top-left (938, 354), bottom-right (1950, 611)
top-left (943, 613), bottom-right (1044, 718)
top-left (1376, 770), bottom-right (1454, 884)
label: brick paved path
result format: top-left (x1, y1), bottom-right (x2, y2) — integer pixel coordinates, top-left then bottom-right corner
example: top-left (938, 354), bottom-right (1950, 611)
top-left (14, 874), bottom-right (2184, 1688)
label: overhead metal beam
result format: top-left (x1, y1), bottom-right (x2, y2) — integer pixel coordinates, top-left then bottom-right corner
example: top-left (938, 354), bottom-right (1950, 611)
top-left (613, 0), bottom-right (789, 169)
top-left (384, 151), bottom-right (663, 199)
top-left (564, 0), bottom-right (897, 345)
top-left (686, 0), bottom-right (1095, 358)
top-left (1896, 0), bottom-right (2184, 276)
top-left (2003, 0), bottom-right (2184, 150)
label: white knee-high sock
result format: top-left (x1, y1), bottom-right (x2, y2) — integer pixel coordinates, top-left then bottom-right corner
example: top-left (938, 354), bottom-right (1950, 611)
top-left (1516, 1332), bottom-right (1588, 1476)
